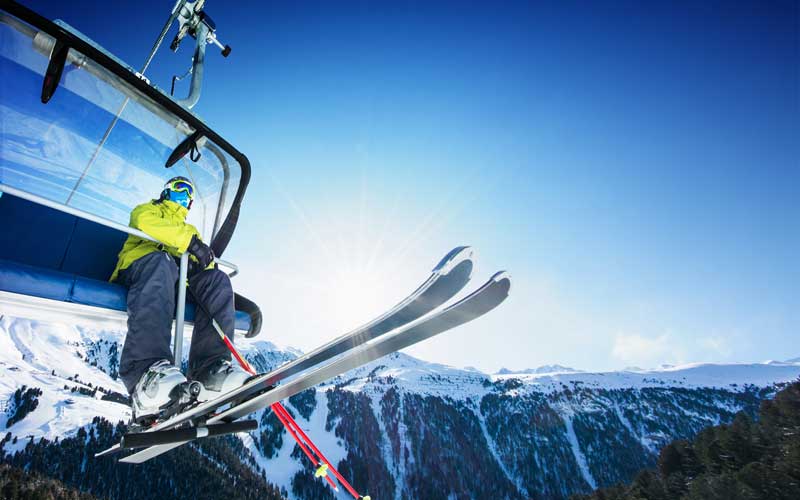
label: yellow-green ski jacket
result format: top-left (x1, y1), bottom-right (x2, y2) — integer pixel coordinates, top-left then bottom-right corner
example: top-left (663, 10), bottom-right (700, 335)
top-left (109, 199), bottom-right (202, 282)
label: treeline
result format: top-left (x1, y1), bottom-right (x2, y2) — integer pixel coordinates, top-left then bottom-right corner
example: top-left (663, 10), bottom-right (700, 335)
top-left (1, 417), bottom-right (285, 500)
top-left (573, 380), bottom-right (800, 500)
top-left (0, 463), bottom-right (98, 499)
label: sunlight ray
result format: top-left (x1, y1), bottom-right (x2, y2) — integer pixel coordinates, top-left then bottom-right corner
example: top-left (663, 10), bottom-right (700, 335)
top-left (382, 164), bottom-right (483, 279)
top-left (362, 169), bottom-right (411, 274)
top-left (267, 271), bottom-right (332, 294)
top-left (268, 170), bottom-right (338, 268)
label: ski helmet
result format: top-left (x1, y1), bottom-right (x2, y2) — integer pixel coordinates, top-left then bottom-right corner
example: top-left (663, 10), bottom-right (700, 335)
top-left (161, 176), bottom-right (195, 209)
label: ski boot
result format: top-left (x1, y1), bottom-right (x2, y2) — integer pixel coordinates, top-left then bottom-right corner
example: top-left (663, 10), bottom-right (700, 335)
top-left (130, 359), bottom-right (202, 426)
top-left (193, 358), bottom-right (252, 402)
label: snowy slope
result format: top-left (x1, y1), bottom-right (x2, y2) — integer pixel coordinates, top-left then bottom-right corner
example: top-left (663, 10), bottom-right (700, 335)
top-left (324, 351), bottom-right (800, 399)
top-left (0, 316), bottom-right (128, 454)
top-left (310, 355), bottom-right (800, 499)
top-left (2, 314), bottom-right (800, 499)
top-left (492, 361), bottom-right (800, 393)
top-left (249, 352), bottom-right (800, 498)
top-left (496, 364), bottom-right (583, 375)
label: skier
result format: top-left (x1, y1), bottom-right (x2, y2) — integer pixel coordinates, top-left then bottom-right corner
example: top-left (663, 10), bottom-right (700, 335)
top-left (110, 176), bottom-right (250, 421)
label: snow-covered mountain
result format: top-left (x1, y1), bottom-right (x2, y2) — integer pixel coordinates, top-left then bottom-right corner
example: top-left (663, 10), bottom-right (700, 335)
top-left (2, 315), bottom-right (799, 500)
top-left (496, 364), bottom-right (582, 375)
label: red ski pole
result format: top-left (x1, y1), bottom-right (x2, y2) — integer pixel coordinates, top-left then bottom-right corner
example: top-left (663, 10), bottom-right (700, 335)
top-left (273, 403), bottom-right (363, 499)
top-left (272, 403), bottom-right (338, 490)
top-left (189, 292), bottom-right (368, 499)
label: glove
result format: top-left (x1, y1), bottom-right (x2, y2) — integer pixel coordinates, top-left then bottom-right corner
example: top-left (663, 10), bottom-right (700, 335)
top-left (187, 235), bottom-right (215, 270)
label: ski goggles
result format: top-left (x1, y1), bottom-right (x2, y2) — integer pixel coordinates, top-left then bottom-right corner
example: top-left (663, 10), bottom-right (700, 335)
top-left (166, 179), bottom-right (194, 199)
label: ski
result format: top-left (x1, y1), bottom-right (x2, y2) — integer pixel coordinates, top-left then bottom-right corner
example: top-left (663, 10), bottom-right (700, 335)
top-left (257, 245), bottom-right (475, 385)
top-left (96, 246), bottom-right (473, 458)
top-left (117, 270), bottom-right (511, 464)
top-left (120, 420), bottom-right (258, 449)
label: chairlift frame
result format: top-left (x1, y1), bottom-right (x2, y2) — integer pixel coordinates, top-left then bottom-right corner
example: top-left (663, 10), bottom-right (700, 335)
top-left (0, 0), bottom-right (258, 362)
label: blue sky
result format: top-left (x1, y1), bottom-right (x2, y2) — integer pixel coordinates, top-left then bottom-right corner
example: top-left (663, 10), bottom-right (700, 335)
top-left (25, 0), bottom-right (799, 372)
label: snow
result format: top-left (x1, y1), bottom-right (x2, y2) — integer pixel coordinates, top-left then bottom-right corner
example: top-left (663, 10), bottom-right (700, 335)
top-left (241, 389), bottom-right (355, 499)
top-left (327, 352), bottom-right (490, 402)
top-left (0, 316), bottom-right (128, 452)
top-left (322, 352), bottom-right (800, 401)
top-left (496, 364), bottom-right (582, 375)
top-left (2, 312), bottom-right (800, 499)
top-left (290, 390), bottom-right (351, 497)
top-left (493, 361), bottom-right (800, 394)
top-left (561, 412), bottom-right (597, 490)
top-left (478, 406), bottom-right (525, 495)
top-left (242, 408), bottom-right (302, 492)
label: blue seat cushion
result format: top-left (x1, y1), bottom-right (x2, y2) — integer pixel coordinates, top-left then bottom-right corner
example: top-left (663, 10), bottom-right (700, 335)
top-left (71, 275), bottom-right (129, 311)
top-left (0, 258), bottom-right (250, 331)
top-left (0, 259), bottom-right (73, 302)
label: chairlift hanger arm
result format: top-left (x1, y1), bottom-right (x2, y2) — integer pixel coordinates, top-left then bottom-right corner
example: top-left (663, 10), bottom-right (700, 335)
top-left (169, 2), bottom-right (231, 108)
top-left (170, 1), bottom-right (230, 57)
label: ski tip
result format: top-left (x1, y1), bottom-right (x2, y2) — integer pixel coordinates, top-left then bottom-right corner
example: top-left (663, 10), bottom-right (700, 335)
top-left (490, 271), bottom-right (512, 293)
top-left (491, 270), bottom-right (510, 282)
top-left (433, 246), bottom-right (475, 275)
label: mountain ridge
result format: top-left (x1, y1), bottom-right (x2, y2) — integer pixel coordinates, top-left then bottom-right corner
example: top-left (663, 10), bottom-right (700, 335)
top-left (496, 364), bottom-right (582, 375)
top-left (2, 315), bottom-right (799, 499)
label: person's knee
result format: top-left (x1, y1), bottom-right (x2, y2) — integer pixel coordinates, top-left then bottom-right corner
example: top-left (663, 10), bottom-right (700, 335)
top-left (194, 268), bottom-right (230, 287)
top-left (207, 268), bottom-right (232, 290)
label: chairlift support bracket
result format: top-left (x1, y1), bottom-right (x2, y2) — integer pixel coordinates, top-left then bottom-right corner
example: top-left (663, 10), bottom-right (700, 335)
top-left (169, 1), bottom-right (231, 109)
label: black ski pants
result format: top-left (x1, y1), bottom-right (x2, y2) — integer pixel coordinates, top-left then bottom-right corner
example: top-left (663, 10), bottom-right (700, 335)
top-left (117, 251), bottom-right (235, 393)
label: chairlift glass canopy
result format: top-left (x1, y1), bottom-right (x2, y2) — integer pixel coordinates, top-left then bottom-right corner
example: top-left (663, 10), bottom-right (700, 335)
top-left (0, 3), bottom-right (250, 256)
